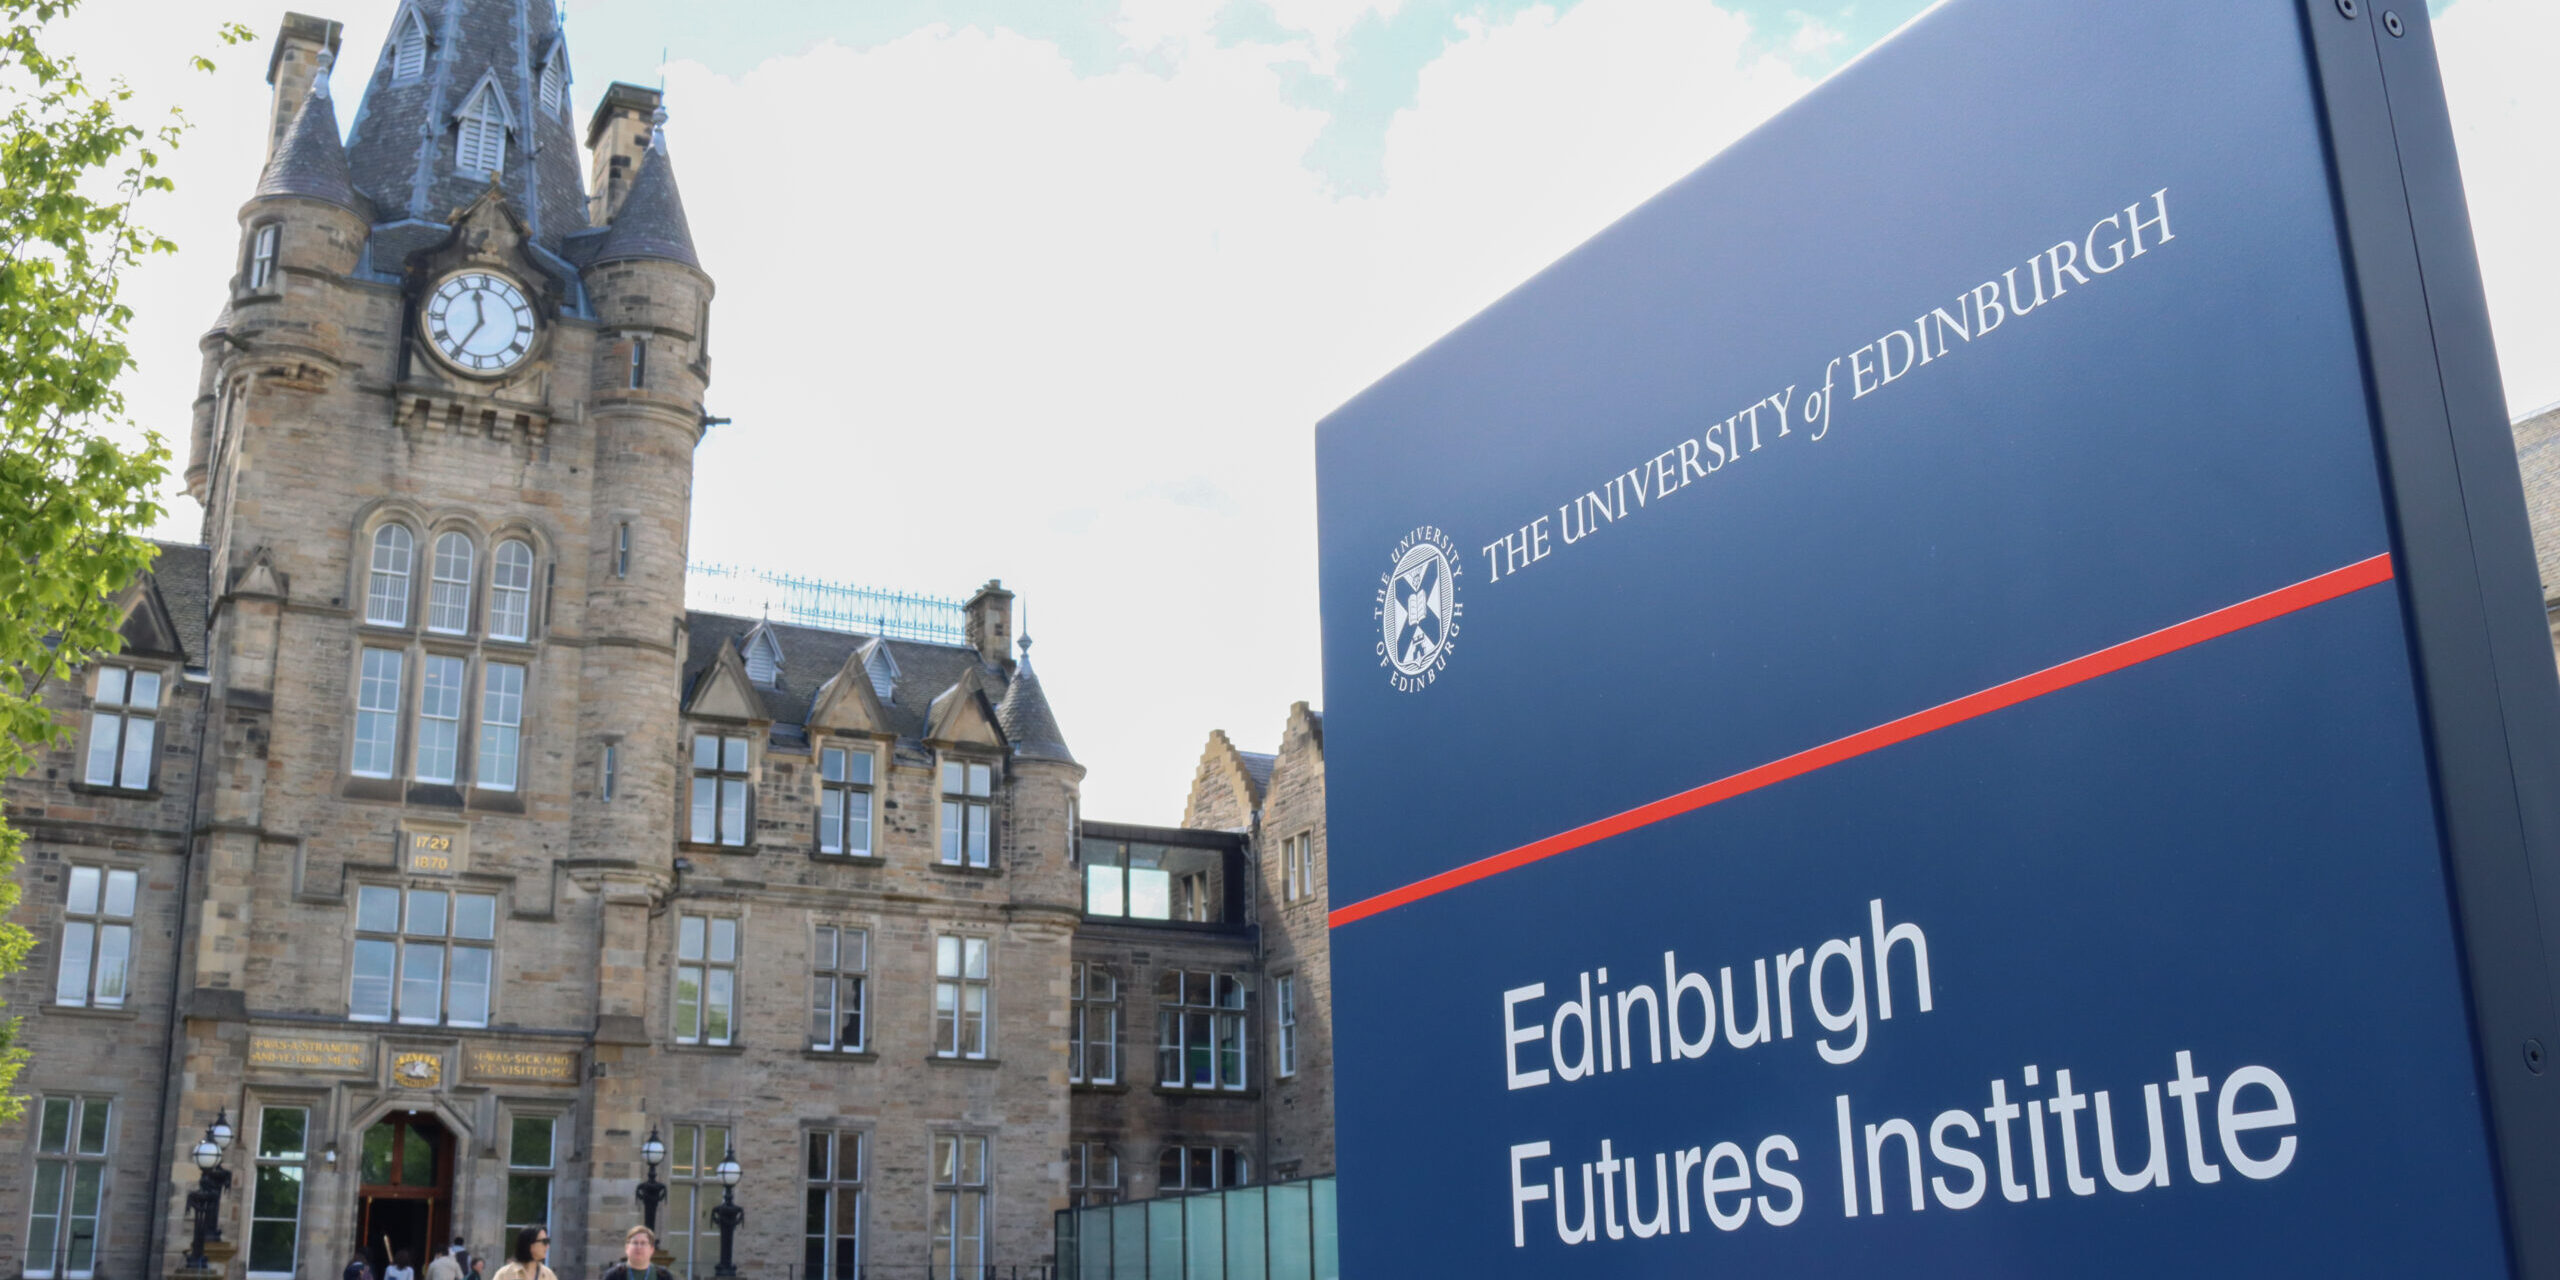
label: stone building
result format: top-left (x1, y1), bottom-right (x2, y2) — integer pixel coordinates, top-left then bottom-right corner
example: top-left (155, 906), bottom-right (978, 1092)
top-left (0, 6), bottom-right (1335, 1278)
top-left (2506, 401), bottom-right (2560, 664)
top-left (1172, 706), bottom-right (1333, 1184)
top-left (1061, 699), bottom-right (1339, 1211)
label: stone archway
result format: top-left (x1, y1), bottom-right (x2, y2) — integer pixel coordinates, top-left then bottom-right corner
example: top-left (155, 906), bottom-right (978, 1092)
top-left (356, 1109), bottom-right (453, 1272)
top-left (339, 1090), bottom-right (480, 1274)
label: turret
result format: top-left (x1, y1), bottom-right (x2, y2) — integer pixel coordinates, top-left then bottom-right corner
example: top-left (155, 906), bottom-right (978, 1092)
top-left (996, 634), bottom-right (1086, 914)
top-left (574, 103), bottom-right (711, 875)
top-left (580, 107), bottom-right (711, 641)
top-left (996, 637), bottom-right (1074, 765)
top-left (235, 51), bottom-right (368, 294)
top-left (192, 46), bottom-right (366, 502)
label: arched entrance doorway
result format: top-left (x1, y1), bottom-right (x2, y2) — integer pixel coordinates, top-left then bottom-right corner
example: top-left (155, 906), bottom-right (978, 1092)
top-left (358, 1111), bottom-right (453, 1272)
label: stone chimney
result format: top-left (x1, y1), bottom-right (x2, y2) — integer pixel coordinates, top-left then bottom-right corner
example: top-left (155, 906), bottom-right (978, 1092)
top-left (265, 13), bottom-right (342, 159)
top-left (585, 82), bottom-right (664, 224)
top-left (965, 580), bottom-right (1015, 668)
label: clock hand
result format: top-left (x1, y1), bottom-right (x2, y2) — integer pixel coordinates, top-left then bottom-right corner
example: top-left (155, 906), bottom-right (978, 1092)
top-left (459, 295), bottom-right (488, 348)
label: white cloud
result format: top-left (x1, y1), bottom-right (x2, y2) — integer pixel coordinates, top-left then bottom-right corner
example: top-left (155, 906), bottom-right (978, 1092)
top-left (657, 0), bottom-right (1814, 818)
top-left (1263, 0), bottom-right (1408, 50)
top-left (49, 0), bottom-right (2560, 820)
top-left (1116, 0), bottom-right (1230, 52)
top-left (1788, 15), bottom-right (1847, 58)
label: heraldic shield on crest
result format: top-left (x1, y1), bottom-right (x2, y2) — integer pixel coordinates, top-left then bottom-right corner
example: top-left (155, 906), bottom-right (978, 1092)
top-left (1375, 526), bottom-right (1462, 692)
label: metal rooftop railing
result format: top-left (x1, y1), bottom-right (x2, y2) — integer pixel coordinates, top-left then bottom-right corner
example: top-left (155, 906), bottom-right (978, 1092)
top-left (686, 562), bottom-right (968, 645)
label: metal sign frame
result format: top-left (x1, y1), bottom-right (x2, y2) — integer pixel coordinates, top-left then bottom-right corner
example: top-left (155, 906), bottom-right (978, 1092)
top-left (2303, 2), bottom-right (2560, 1272)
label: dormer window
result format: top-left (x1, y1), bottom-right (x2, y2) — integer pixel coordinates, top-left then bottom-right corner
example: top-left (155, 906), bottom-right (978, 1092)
top-left (454, 80), bottom-right (511, 178)
top-left (861, 641), bottom-right (898, 702)
top-left (392, 9), bottom-right (428, 83)
top-left (744, 627), bottom-right (781, 689)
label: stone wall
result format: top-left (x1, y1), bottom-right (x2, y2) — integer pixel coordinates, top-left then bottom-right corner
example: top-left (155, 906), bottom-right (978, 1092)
top-left (0, 661), bottom-right (205, 1278)
top-left (1255, 703), bottom-right (1334, 1179)
top-left (1069, 922), bottom-right (1262, 1200)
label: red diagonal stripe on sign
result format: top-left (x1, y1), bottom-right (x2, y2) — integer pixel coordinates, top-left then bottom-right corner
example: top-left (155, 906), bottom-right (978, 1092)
top-left (1329, 552), bottom-right (2398, 929)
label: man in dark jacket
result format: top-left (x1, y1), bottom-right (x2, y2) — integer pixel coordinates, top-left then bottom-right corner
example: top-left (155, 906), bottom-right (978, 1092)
top-left (599, 1226), bottom-right (672, 1280)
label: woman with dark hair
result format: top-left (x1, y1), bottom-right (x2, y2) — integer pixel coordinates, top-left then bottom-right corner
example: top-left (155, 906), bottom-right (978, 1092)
top-left (489, 1227), bottom-right (555, 1280)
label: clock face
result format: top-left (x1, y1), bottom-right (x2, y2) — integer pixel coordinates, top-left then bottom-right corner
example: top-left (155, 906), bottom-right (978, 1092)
top-left (424, 271), bottom-right (538, 374)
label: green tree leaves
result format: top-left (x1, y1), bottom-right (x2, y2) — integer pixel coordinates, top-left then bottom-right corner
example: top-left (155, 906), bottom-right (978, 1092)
top-left (0, 1), bottom-right (247, 1120)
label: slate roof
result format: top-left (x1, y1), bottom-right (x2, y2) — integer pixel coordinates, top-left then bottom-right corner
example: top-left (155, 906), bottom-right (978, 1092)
top-left (995, 653), bottom-right (1074, 763)
top-left (255, 71), bottom-right (363, 212)
top-left (145, 541), bottom-right (211, 668)
top-left (683, 613), bottom-right (1069, 756)
top-left (342, 0), bottom-right (590, 265)
top-left (591, 133), bottom-right (699, 269)
top-left (1238, 751), bottom-right (1275, 794)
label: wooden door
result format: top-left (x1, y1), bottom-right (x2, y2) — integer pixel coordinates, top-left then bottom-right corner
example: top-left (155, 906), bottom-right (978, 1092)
top-left (356, 1113), bottom-right (452, 1272)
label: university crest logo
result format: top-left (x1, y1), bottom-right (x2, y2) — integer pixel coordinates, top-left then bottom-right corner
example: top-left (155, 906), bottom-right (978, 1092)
top-left (1374, 526), bottom-right (1462, 693)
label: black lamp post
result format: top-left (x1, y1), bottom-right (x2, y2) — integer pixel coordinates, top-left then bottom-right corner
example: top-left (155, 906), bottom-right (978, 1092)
top-left (181, 1108), bottom-right (237, 1269)
top-left (636, 1127), bottom-right (671, 1266)
top-left (709, 1144), bottom-right (744, 1279)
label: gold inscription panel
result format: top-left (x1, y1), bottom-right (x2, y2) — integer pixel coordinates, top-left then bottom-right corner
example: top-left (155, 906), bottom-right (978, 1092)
top-left (400, 822), bottom-right (467, 876)
top-left (247, 1034), bottom-right (373, 1075)
top-left (463, 1046), bottom-right (581, 1085)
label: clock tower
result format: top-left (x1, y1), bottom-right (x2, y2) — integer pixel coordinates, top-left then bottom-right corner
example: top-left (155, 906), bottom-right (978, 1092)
top-left (173, 2), bottom-right (709, 1265)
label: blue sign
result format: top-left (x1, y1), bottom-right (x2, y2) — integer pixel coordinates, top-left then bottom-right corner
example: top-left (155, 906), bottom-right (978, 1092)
top-left (1314, 1), bottom-right (2560, 1275)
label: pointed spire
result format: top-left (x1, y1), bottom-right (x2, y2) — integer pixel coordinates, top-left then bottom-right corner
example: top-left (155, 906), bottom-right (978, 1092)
top-left (343, 0), bottom-right (587, 253)
top-left (256, 49), bottom-right (361, 211)
top-left (997, 634), bottom-right (1075, 764)
top-left (593, 105), bottom-right (700, 268)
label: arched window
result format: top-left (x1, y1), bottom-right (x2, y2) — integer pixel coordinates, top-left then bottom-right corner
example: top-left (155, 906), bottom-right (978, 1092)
top-left (246, 224), bottom-right (280, 290)
top-left (455, 82), bottom-right (509, 178)
top-left (489, 540), bottom-right (534, 641)
top-left (366, 526), bottom-right (414, 627)
top-left (427, 532), bottom-right (474, 634)
top-left (392, 10), bottom-right (428, 83)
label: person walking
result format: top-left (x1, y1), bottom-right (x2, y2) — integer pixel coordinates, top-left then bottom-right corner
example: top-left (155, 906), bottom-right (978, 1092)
top-left (384, 1250), bottom-right (417, 1280)
top-left (426, 1237), bottom-right (467, 1280)
top-left (342, 1249), bottom-right (374, 1280)
top-left (600, 1227), bottom-right (672, 1280)
top-left (489, 1228), bottom-right (556, 1280)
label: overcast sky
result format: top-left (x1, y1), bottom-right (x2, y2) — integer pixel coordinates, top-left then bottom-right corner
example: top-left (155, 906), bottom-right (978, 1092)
top-left (62, 0), bottom-right (2555, 822)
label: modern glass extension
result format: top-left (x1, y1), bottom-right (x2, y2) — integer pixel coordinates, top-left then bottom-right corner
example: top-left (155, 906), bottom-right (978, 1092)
top-left (1056, 1177), bottom-right (1338, 1280)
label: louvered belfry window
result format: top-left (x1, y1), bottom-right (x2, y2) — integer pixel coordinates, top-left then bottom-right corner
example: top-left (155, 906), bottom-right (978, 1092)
top-left (393, 12), bottom-right (427, 82)
top-left (456, 84), bottom-right (507, 178)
